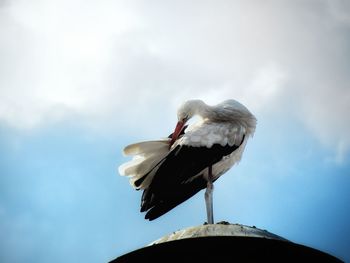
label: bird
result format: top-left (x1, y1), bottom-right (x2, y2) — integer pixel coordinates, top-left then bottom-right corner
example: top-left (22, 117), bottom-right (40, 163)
top-left (118, 99), bottom-right (256, 223)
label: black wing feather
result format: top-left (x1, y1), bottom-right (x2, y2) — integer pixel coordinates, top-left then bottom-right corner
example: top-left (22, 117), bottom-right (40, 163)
top-left (141, 137), bottom-right (244, 220)
top-left (133, 125), bottom-right (189, 188)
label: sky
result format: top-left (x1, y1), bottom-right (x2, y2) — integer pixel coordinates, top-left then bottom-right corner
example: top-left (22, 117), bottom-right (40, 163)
top-left (0, 0), bottom-right (349, 262)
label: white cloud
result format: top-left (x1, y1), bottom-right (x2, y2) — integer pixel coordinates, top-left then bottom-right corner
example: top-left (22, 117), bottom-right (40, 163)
top-left (243, 62), bottom-right (287, 113)
top-left (0, 0), bottom-right (349, 160)
top-left (298, 83), bottom-right (350, 163)
top-left (327, 0), bottom-right (350, 25)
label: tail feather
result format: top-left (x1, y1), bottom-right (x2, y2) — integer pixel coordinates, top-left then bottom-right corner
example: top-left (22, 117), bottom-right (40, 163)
top-left (119, 139), bottom-right (171, 189)
top-left (123, 140), bottom-right (169, 156)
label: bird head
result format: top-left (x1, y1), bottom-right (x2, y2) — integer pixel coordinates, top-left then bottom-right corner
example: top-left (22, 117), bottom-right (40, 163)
top-left (169, 100), bottom-right (205, 146)
top-left (169, 115), bottom-right (188, 147)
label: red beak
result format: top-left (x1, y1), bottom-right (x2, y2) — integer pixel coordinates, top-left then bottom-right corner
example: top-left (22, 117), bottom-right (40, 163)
top-left (170, 121), bottom-right (185, 147)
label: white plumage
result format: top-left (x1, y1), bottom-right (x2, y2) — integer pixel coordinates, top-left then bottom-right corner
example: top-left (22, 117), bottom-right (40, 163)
top-left (119, 139), bottom-right (170, 189)
top-left (119, 99), bottom-right (256, 222)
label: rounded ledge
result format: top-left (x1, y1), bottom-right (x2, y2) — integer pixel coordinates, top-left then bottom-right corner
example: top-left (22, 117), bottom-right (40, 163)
top-left (149, 222), bottom-right (288, 245)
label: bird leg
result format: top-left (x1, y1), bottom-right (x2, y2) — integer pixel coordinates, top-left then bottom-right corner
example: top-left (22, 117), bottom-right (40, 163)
top-left (205, 165), bottom-right (214, 224)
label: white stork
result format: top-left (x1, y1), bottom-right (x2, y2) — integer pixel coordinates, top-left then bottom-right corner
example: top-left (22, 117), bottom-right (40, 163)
top-left (119, 99), bottom-right (256, 223)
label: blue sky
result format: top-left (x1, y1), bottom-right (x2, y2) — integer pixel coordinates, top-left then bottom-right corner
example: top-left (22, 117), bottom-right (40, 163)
top-left (1, 0), bottom-right (350, 262)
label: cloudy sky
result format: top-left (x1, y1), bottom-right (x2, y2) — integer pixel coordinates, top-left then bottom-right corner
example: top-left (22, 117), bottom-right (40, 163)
top-left (1, 0), bottom-right (349, 262)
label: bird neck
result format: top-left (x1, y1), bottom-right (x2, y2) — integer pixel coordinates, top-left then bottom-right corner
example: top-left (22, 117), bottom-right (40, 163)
top-left (192, 101), bottom-right (213, 120)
